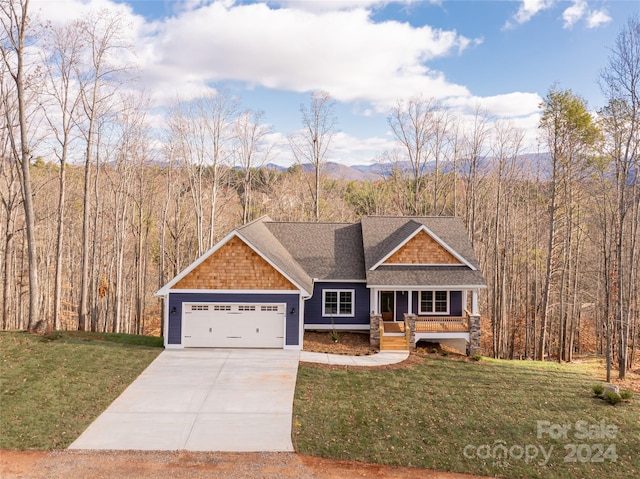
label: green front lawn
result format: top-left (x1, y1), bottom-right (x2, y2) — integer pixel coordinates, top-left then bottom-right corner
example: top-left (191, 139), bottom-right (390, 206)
top-left (2, 330), bottom-right (638, 478)
top-left (293, 356), bottom-right (639, 479)
top-left (0, 331), bottom-right (162, 449)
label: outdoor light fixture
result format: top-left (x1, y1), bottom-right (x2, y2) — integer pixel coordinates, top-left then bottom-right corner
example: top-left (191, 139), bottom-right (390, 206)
top-left (290, 307), bottom-right (296, 315)
top-left (170, 306), bottom-right (177, 314)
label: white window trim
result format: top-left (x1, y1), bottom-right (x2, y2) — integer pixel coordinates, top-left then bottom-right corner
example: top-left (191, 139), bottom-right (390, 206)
top-left (419, 290), bottom-right (450, 315)
top-left (322, 289), bottom-right (355, 318)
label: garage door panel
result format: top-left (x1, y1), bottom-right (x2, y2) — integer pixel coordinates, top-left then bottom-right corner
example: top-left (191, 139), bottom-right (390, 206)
top-left (183, 303), bottom-right (284, 348)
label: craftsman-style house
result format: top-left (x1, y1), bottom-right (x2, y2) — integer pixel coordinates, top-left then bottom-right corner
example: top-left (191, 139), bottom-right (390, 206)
top-left (157, 216), bottom-right (486, 354)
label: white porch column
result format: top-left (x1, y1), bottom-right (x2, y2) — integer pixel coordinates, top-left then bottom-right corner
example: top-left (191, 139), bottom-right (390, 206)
top-left (462, 290), bottom-right (468, 312)
top-left (472, 289), bottom-right (479, 315)
top-left (408, 290), bottom-right (413, 315)
top-left (370, 288), bottom-right (378, 314)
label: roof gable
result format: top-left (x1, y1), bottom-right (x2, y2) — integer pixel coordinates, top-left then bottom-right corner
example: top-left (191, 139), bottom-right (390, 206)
top-left (383, 229), bottom-right (463, 266)
top-left (174, 235), bottom-right (297, 291)
top-left (156, 229), bottom-right (308, 295)
top-left (371, 225), bottom-right (475, 270)
top-left (361, 216), bottom-right (485, 288)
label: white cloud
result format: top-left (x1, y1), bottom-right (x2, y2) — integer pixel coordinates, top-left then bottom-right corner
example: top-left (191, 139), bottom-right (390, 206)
top-left (505, 0), bottom-right (555, 29)
top-left (267, 130), bottom-right (394, 166)
top-left (443, 92), bottom-right (542, 120)
top-left (137, 1), bottom-right (476, 110)
top-left (561, 1), bottom-right (611, 30)
top-left (273, 0), bottom-right (387, 12)
top-left (586, 9), bottom-right (611, 29)
top-left (30, 0), bottom-right (546, 162)
top-left (330, 131), bottom-right (396, 165)
top-left (271, 1), bottom-right (439, 13)
top-left (507, 0), bottom-right (611, 31)
top-left (562, 0), bottom-right (586, 29)
top-left (31, 0), bottom-right (139, 26)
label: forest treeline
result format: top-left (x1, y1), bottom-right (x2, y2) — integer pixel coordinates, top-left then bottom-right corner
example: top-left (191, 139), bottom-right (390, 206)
top-left (1, 2), bottom-right (638, 378)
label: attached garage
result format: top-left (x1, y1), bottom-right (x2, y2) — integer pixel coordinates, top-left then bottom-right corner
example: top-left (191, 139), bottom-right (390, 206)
top-left (156, 224), bottom-right (313, 350)
top-left (182, 303), bottom-right (285, 348)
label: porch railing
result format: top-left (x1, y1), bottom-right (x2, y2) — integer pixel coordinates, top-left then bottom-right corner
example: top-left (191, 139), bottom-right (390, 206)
top-left (414, 314), bottom-right (469, 333)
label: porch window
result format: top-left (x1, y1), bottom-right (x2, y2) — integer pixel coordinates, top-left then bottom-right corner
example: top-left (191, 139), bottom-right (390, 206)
top-left (323, 290), bottom-right (354, 317)
top-left (419, 290), bottom-right (449, 315)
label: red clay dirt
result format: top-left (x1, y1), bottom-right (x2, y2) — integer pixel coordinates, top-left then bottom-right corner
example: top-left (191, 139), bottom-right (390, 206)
top-left (1, 450), bottom-right (493, 479)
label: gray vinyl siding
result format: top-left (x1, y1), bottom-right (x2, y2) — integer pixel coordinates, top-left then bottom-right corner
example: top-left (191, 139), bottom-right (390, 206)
top-left (304, 282), bottom-right (370, 326)
top-left (167, 292), bottom-right (300, 346)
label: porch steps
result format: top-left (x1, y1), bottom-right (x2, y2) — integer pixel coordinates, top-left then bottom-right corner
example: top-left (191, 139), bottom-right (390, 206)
top-left (381, 335), bottom-right (409, 351)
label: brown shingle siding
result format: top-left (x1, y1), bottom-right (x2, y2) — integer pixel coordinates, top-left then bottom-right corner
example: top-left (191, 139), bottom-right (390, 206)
top-left (385, 230), bottom-right (461, 265)
top-left (174, 236), bottom-right (296, 290)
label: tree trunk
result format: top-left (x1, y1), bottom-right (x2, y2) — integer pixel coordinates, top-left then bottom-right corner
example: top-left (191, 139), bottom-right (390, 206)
top-left (3, 0), bottom-right (40, 331)
top-left (538, 169), bottom-right (557, 361)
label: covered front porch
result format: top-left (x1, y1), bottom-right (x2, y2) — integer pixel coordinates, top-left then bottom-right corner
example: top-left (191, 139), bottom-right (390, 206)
top-left (369, 288), bottom-right (481, 355)
top-left (370, 287), bottom-right (480, 320)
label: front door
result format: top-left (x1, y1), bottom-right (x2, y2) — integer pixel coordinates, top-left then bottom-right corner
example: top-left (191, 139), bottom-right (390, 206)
top-left (380, 291), bottom-right (394, 321)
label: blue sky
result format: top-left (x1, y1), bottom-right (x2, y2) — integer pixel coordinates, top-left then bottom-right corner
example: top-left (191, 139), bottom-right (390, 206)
top-left (33, 1), bottom-right (640, 165)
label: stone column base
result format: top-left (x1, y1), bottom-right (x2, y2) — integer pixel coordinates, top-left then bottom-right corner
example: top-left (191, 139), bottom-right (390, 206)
top-left (370, 314), bottom-right (381, 348)
top-left (468, 313), bottom-right (481, 356)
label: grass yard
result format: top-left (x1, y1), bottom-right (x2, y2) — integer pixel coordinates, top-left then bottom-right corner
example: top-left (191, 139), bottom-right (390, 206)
top-left (293, 355), bottom-right (639, 479)
top-left (0, 331), bottom-right (162, 449)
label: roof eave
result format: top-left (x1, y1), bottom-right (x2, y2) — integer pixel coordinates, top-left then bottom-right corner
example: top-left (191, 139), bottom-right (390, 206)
top-left (236, 230), bottom-right (312, 296)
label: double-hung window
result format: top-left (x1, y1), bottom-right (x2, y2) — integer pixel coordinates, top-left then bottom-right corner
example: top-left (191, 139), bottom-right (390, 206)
top-left (419, 291), bottom-right (449, 314)
top-left (323, 290), bottom-right (354, 317)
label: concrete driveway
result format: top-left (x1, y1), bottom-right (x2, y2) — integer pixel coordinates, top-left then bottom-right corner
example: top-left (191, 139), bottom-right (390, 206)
top-left (68, 349), bottom-right (300, 452)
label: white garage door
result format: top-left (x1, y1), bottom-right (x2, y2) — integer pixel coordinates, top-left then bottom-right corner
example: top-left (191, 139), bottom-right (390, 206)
top-left (182, 303), bottom-right (285, 348)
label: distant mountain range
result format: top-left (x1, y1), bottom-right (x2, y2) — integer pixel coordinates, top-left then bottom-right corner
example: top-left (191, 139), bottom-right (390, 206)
top-left (266, 153), bottom-right (552, 182)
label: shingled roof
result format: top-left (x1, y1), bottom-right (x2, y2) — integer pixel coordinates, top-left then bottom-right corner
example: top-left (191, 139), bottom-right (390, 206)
top-left (265, 222), bottom-right (365, 281)
top-left (159, 215), bottom-right (486, 295)
top-left (236, 216), bottom-right (315, 294)
top-left (243, 215), bottom-right (485, 290)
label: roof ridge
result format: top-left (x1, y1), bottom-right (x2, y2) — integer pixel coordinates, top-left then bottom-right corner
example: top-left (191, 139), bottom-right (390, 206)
top-left (363, 215), bottom-right (458, 219)
top-left (237, 215), bottom-right (272, 230)
top-left (268, 221), bottom-right (353, 225)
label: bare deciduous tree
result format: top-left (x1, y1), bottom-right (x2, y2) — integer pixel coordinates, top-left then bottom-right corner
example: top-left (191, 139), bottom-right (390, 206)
top-left (537, 87), bottom-right (598, 361)
top-left (42, 20), bottom-right (84, 330)
top-left (76, 9), bottom-right (131, 330)
top-left (289, 90), bottom-right (337, 221)
top-left (0, 0), bottom-right (40, 330)
top-left (233, 109), bottom-right (272, 224)
top-left (599, 15), bottom-right (640, 379)
top-left (166, 92), bottom-right (237, 257)
top-left (387, 95), bottom-right (439, 216)
top-left (0, 67), bottom-right (21, 329)
top-left (460, 105), bottom-right (492, 246)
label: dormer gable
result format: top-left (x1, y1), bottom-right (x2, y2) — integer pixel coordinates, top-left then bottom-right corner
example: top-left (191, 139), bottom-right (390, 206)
top-left (371, 224), bottom-right (475, 270)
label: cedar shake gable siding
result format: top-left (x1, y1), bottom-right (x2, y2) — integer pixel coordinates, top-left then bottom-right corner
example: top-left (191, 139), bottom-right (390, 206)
top-left (362, 218), bottom-right (423, 269)
top-left (385, 230), bottom-right (462, 265)
top-left (361, 216), bottom-right (482, 270)
top-left (174, 235), bottom-right (297, 290)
